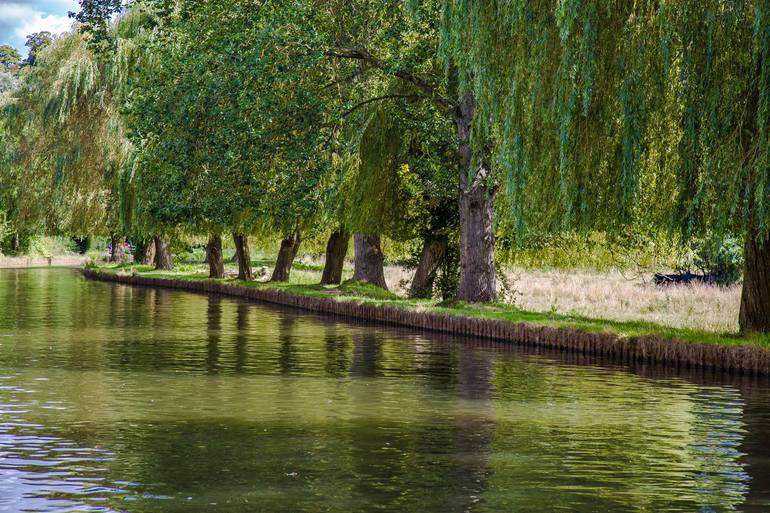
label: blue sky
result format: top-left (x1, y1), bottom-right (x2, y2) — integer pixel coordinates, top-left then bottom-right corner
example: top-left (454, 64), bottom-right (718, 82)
top-left (0, 0), bottom-right (79, 56)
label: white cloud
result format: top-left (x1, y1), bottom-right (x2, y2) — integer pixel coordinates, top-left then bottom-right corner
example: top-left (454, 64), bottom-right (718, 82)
top-left (14, 13), bottom-right (73, 40)
top-left (0, 1), bottom-right (78, 52)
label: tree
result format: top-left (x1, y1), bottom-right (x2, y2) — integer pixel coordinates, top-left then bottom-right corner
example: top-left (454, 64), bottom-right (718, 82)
top-left (321, 1), bottom-right (497, 302)
top-left (24, 32), bottom-right (53, 65)
top-left (434, 0), bottom-right (770, 332)
top-left (0, 45), bottom-right (21, 69)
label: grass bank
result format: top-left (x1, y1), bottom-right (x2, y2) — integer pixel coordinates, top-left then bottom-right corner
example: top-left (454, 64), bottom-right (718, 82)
top-left (84, 263), bottom-right (770, 375)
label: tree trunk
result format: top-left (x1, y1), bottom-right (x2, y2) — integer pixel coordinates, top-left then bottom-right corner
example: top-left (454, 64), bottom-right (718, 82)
top-left (739, 233), bottom-right (770, 333)
top-left (321, 229), bottom-right (349, 285)
top-left (454, 92), bottom-right (496, 303)
top-left (110, 235), bottom-right (126, 263)
top-left (207, 235), bottom-right (225, 279)
top-left (233, 233), bottom-right (253, 281)
top-left (10, 234), bottom-right (19, 254)
top-left (353, 233), bottom-right (388, 289)
top-left (409, 238), bottom-right (447, 298)
top-left (153, 236), bottom-right (173, 270)
top-left (271, 232), bottom-right (302, 282)
top-left (141, 239), bottom-right (156, 265)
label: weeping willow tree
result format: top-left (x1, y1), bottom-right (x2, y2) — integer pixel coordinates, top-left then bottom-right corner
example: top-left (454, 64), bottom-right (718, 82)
top-left (3, 6), bottom-right (175, 264)
top-left (8, 32), bottom-right (119, 236)
top-left (437, 0), bottom-right (770, 332)
top-left (2, 13), bottom-right (152, 257)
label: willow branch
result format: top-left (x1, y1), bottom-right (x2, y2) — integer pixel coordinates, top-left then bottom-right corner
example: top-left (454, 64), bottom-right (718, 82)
top-left (326, 48), bottom-right (456, 111)
top-left (340, 94), bottom-right (423, 118)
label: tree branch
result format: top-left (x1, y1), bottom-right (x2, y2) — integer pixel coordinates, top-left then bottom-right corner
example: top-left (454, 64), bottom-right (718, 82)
top-left (326, 48), bottom-right (456, 111)
top-left (341, 94), bottom-right (423, 118)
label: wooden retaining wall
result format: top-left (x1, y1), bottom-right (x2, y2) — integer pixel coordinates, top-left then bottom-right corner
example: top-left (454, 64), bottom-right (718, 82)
top-left (82, 269), bottom-right (770, 376)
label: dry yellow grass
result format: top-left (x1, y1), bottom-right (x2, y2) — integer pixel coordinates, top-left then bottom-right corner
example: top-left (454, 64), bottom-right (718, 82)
top-left (502, 268), bottom-right (741, 333)
top-left (297, 254), bottom-right (741, 333)
top-left (381, 265), bottom-right (741, 333)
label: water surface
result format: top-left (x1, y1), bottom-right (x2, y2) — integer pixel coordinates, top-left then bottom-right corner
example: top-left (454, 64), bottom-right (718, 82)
top-left (1, 268), bottom-right (770, 512)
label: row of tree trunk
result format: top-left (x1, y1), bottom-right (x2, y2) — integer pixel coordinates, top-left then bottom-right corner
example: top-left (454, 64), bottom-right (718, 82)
top-left (109, 235), bottom-right (172, 271)
top-left (197, 229), bottom-right (445, 299)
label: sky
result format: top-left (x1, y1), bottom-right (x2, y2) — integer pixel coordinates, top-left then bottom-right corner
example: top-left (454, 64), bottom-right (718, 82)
top-left (0, 0), bottom-right (79, 56)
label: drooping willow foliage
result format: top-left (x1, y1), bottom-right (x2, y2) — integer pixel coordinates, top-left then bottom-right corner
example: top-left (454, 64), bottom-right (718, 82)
top-left (438, 0), bottom-right (770, 242)
top-left (1, 8), bottom-right (155, 237)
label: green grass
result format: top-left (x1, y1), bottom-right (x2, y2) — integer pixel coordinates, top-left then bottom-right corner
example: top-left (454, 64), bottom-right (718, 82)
top-left (91, 261), bottom-right (770, 349)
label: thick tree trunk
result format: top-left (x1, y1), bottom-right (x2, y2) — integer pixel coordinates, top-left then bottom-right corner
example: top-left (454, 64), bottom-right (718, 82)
top-left (409, 238), bottom-right (447, 299)
top-left (321, 229), bottom-right (349, 285)
top-left (233, 233), bottom-right (253, 281)
top-left (739, 233), bottom-right (770, 333)
top-left (141, 239), bottom-right (156, 265)
top-left (271, 232), bottom-right (302, 282)
top-left (353, 233), bottom-right (388, 289)
top-left (454, 92), bottom-right (496, 303)
top-left (207, 235), bottom-right (225, 279)
top-left (153, 237), bottom-right (173, 270)
top-left (110, 235), bottom-right (126, 263)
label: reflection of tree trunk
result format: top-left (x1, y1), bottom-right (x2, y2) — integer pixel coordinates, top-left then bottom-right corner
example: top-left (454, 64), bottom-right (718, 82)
top-left (739, 232), bottom-right (770, 333)
top-left (141, 239), bottom-right (156, 265)
top-left (323, 324), bottom-right (350, 376)
top-left (278, 316), bottom-right (298, 375)
top-left (454, 92), bottom-right (496, 302)
top-left (206, 297), bottom-right (221, 375)
top-left (206, 235), bottom-right (224, 279)
top-left (271, 232), bottom-right (302, 282)
top-left (410, 238), bottom-right (447, 298)
top-left (737, 385), bottom-right (770, 508)
top-left (321, 229), bottom-right (349, 285)
top-left (453, 346), bottom-right (494, 510)
top-left (235, 303), bottom-right (248, 373)
top-left (153, 237), bottom-right (173, 270)
top-left (233, 233), bottom-right (253, 281)
top-left (110, 235), bottom-right (126, 263)
top-left (350, 333), bottom-right (382, 377)
top-left (353, 233), bottom-right (388, 289)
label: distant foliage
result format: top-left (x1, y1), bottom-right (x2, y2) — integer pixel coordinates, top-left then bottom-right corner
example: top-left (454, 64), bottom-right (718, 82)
top-left (0, 71), bottom-right (18, 93)
top-left (687, 235), bottom-right (744, 285)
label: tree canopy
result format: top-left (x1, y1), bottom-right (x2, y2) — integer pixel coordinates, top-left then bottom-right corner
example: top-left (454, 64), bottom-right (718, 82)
top-left (2, 0), bottom-right (770, 331)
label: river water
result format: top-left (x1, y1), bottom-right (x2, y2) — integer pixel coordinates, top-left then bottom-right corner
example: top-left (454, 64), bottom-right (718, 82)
top-left (1, 268), bottom-right (769, 512)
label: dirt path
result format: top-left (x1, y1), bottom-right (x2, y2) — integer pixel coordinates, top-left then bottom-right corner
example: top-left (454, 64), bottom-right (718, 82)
top-left (0, 255), bottom-right (88, 268)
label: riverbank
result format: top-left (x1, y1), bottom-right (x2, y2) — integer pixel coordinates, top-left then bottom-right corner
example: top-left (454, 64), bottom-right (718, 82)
top-left (83, 265), bottom-right (770, 375)
top-left (0, 255), bottom-right (88, 268)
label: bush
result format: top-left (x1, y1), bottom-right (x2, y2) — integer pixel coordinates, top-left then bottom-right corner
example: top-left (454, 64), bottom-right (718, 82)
top-left (687, 235), bottom-right (744, 285)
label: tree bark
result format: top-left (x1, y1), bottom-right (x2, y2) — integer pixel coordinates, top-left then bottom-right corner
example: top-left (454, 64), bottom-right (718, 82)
top-left (10, 234), bottom-right (19, 254)
top-left (141, 239), bottom-right (156, 265)
top-left (353, 233), bottom-right (388, 289)
top-left (109, 235), bottom-right (126, 263)
top-left (409, 238), bottom-right (447, 298)
top-left (153, 236), bottom-right (173, 270)
top-left (233, 233), bottom-right (253, 281)
top-left (454, 92), bottom-right (496, 303)
top-left (207, 235), bottom-right (225, 279)
top-left (271, 232), bottom-right (302, 282)
top-left (739, 232), bottom-right (770, 333)
top-left (321, 229), bottom-right (349, 285)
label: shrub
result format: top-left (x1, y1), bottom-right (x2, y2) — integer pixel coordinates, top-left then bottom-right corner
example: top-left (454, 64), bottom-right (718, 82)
top-left (687, 235), bottom-right (744, 285)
